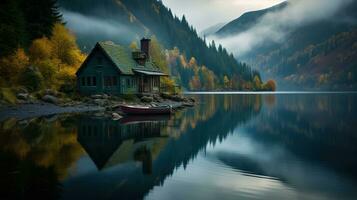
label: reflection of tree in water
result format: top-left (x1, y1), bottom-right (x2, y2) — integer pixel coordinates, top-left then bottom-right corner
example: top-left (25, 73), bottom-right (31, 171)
top-left (0, 94), bottom-right (263, 200)
top-left (69, 95), bottom-right (262, 200)
top-left (245, 94), bottom-right (357, 178)
top-left (0, 115), bottom-right (84, 200)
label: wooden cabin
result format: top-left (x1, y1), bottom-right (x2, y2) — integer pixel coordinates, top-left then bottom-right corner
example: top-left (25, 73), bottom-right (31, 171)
top-left (76, 38), bottom-right (167, 95)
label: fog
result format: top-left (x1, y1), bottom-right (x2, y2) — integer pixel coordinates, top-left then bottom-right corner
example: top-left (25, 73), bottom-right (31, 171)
top-left (162, 0), bottom-right (285, 31)
top-left (211, 0), bottom-right (353, 57)
top-left (62, 10), bottom-right (137, 46)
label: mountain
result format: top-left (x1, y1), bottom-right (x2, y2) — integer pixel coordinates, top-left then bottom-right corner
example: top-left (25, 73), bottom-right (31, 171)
top-left (59, 0), bottom-right (262, 90)
top-left (200, 23), bottom-right (226, 37)
top-left (216, 2), bottom-right (288, 37)
top-left (214, 1), bottom-right (357, 90)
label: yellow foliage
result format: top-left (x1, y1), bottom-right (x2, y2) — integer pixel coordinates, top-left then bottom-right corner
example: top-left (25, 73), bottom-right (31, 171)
top-left (51, 23), bottom-right (84, 67)
top-left (0, 23), bottom-right (85, 93)
top-left (0, 88), bottom-right (17, 104)
top-left (188, 57), bottom-right (197, 68)
top-left (253, 75), bottom-right (262, 90)
top-left (0, 48), bottom-right (29, 85)
top-left (161, 77), bottom-right (176, 94)
top-left (263, 80), bottom-right (277, 91)
top-left (150, 36), bottom-right (169, 73)
top-left (129, 41), bottom-right (139, 50)
top-left (223, 75), bottom-right (230, 89)
top-left (29, 37), bottom-right (53, 61)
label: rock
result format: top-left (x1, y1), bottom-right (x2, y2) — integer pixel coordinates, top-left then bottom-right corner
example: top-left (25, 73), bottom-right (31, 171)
top-left (153, 94), bottom-right (163, 102)
top-left (42, 95), bottom-right (59, 104)
top-left (94, 99), bottom-right (107, 106)
top-left (103, 94), bottom-right (109, 99)
top-left (17, 93), bottom-right (29, 100)
top-left (17, 88), bottom-right (28, 94)
top-left (91, 94), bottom-right (103, 99)
top-left (112, 112), bottom-right (122, 120)
top-left (141, 96), bottom-right (153, 103)
top-left (171, 95), bottom-right (185, 102)
top-left (189, 97), bottom-right (196, 102)
top-left (160, 93), bottom-right (171, 99)
top-left (45, 89), bottom-right (57, 96)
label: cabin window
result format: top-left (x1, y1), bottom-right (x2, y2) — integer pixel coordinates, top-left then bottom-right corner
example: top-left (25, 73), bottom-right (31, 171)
top-left (126, 78), bottom-right (130, 87)
top-left (104, 76), bottom-right (117, 87)
top-left (112, 76), bottom-right (117, 86)
top-left (131, 79), bottom-right (136, 87)
top-left (87, 77), bottom-right (92, 86)
top-left (81, 77), bottom-right (86, 86)
top-left (92, 76), bottom-right (97, 86)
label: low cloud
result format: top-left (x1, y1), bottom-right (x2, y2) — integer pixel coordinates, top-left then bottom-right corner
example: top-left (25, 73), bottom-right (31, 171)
top-left (62, 10), bottom-right (136, 40)
top-left (212, 0), bottom-right (353, 57)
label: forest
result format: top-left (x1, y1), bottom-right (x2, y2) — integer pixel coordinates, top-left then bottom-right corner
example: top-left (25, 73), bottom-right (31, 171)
top-left (0, 0), bottom-right (275, 104)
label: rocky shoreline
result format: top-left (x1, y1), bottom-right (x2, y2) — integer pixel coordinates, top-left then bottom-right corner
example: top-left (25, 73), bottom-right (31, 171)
top-left (0, 91), bottom-right (196, 122)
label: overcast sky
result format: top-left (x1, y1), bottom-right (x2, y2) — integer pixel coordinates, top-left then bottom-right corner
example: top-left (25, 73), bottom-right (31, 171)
top-left (161, 0), bottom-right (285, 31)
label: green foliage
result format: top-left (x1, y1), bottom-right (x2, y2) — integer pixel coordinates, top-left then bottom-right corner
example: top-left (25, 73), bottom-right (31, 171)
top-left (0, 0), bottom-right (26, 57)
top-left (60, 0), bottom-right (261, 86)
top-left (0, 48), bottom-right (29, 85)
top-left (0, 0), bottom-right (62, 57)
top-left (0, 88), bottom-right (17, 104)
top-left (19, 66), bottom-right (44, 91)
top-left (0, 22), bottom-right (85, 93)
top-left (120, 93), bottom-right (137, 101)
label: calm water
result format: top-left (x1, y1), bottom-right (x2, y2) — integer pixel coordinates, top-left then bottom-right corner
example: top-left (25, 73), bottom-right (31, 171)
top-left (1, 93), bottom-right (357, 200)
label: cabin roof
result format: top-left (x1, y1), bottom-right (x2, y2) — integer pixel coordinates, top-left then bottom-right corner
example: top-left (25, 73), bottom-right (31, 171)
top-left (97, 42), bottom-right (164, 75)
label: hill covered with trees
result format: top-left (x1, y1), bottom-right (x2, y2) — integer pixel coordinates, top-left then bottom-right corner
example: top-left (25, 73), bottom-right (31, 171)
top-left (0, 0), bottom-right (86, 102)
top-left (214, 1), bottom-right (357, 90)
top-left (59, 0), bottom-right (274, 91)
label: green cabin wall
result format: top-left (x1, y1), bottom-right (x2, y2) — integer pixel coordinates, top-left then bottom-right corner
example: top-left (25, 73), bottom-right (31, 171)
top-left (77, 48), bottom-right (139, 95)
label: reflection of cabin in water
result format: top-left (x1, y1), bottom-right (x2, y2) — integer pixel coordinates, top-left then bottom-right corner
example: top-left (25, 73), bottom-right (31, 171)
top-left (76, 38), bottom-right (167, 95)
top-left (77, 116), bottom-right (168, 172)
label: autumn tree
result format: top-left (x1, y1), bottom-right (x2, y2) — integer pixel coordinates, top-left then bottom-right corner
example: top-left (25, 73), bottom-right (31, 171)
top-left (51, 23), bottom-right (84, 67)
top-left (263, 80), bottom-right (277, 91)
top-left (29, 37), bottom-right (53, 61)
top-left (223, 75), bottom-right (230, 89)
top-left (253, 75), bottom-right (262, 90)
top-left (0, 49), bottom-right (29, 85)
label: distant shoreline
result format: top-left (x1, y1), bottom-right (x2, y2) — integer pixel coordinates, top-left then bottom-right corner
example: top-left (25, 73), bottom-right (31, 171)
top-left (184, 91), bottom-right (357, 95)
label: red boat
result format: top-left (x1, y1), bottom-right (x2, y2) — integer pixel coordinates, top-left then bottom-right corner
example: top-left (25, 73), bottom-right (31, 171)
top-left (120, 105), bottom-right (173, 115)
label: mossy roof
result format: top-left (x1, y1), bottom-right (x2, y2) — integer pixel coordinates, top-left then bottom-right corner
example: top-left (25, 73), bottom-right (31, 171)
top-left (98, 42), bottom-right (163, 75)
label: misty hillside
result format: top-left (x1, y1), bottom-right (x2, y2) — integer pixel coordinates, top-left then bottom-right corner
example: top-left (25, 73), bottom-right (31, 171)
top-left (59, 0), bottom-right (261, 90)
top-left (214, 0), bottom-right (357, 90)
top-left (200, 23), bottom-right (226, 37)
top-left (216, 2), bottom-right (288, 37)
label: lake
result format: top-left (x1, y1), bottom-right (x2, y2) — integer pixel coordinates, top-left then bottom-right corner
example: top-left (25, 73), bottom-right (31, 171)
top-left (1, 93), bottom-right (357, 200)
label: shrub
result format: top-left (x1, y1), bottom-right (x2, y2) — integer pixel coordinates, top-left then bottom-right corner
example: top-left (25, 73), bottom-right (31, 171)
top-left (19, 66), bottom-right (44, 91)
top-left (263, 80), bottom-right (277, 91)
top-left (0, 88), bottom-right (17, 104)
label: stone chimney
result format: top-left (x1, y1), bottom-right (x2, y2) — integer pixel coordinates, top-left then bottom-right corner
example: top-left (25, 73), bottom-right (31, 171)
top-left (141, 38), bottom-right (151, 60)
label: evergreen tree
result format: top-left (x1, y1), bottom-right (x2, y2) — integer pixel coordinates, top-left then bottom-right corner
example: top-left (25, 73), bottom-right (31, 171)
top-left (0, 0), bottom-right (26, 57)
top-left (22, 0), bottom-right (62, 44)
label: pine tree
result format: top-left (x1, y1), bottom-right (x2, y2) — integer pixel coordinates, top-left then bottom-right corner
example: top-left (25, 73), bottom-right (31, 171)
top-left (22, 0), bottom-right (62, 44)
top-left (0, 0), bottom-right (26, 57)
